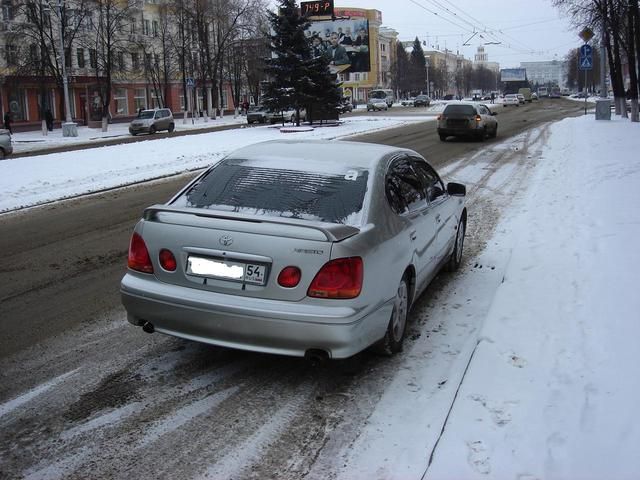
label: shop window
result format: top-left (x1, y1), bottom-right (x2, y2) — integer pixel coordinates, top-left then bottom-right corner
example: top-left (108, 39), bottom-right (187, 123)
top-left (114, 88), bottom-right (128, 115)
top-left (134, 88), bottom-right (147, 112)
top-left (8, 89), bottom-right (27, 121)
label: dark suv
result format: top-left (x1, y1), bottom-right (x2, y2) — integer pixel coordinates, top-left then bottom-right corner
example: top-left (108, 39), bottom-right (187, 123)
top-left (437, 102), bottom-right (498, 141)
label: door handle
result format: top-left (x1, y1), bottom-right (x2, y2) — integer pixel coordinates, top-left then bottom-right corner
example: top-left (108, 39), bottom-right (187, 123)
top-left (410, 231), bottom-right (417, 241)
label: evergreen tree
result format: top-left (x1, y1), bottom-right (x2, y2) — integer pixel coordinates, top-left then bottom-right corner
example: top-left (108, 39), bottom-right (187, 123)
top-left (409, 37), bottom-right (427, 94)
top-left (263, 0), bottom-right (312, 124)
top-left (392, 42), bottom-right (410, 97)
top-left (263, 0), bottom-right (341, 125)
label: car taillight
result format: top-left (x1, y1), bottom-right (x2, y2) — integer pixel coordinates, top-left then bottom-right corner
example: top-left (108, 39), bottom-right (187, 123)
top-left (128, 232), bottom-right (153, 273)
top-left (437, 114), bottom-right (442, 121)
top-left (159, 249), bottom-right (177, 271)
top-left (278, 266), bottom-right (301, 288)
top-left (475, 115), bottom-right (482, 122)
top-left (308, 257), bottom-right (363, 299)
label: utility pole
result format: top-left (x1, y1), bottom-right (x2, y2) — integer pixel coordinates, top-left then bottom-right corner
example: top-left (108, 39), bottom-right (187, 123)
top-left (57, 0), bottom-right (77, 136)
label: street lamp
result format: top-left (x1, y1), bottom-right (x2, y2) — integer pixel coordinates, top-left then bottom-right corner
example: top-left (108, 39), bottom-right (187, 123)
top-left (56, 0), bottom-right (77, 136)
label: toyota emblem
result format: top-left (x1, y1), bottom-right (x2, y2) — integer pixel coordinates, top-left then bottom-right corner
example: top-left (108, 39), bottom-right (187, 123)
top-left (219, 235), bottom-right (234, 246)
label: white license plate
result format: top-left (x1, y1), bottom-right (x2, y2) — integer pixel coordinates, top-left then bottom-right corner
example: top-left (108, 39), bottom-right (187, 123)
top-left (186, 256), bottom-right (267, 285)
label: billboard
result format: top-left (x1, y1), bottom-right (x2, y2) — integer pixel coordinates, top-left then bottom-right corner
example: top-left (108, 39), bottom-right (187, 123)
top-left (500, 68), bottom-right (527, 82)
top-left (306, 17), bottom-right (371, 73)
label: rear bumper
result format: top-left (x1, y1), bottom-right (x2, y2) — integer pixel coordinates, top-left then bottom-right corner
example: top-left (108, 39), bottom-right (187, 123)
top-left (120, 272), bottom-right (392, 359)
top-left (129, 125), bottom-right (151, 134)
top-left (438, 126), bottom-right (481, 136)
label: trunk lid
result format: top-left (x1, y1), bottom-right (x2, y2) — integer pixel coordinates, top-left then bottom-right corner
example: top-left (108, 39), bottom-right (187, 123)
top-left (140, 206), bottom-right (358, 302)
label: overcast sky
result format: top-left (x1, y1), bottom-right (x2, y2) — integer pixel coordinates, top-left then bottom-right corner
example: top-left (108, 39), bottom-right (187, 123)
top-left (332, 0), bottom-right (582, 67)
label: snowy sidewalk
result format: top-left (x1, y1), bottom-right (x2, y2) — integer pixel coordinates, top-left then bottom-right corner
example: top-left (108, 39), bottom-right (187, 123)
top-left (427, 115), bottom-right (640, 478)
top-left (9, 114), bottom-right (247, 155)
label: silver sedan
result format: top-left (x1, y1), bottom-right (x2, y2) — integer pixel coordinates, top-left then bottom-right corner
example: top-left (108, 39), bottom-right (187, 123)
top-left (121, 140), bottom-right (467, 359)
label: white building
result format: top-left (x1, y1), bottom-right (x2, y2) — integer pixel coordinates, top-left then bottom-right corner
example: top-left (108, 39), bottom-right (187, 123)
top-left (520, 60), bottom-right (568, 88)
top-left (473, 46), bottom-right (500, 72)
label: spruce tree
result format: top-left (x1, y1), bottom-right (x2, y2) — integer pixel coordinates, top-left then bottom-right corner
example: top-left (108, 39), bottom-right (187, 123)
top-left (263, 0), bottom-right (313, 125)
top-left (409, 37), bottom-right (427, 95)
top-left (263, 0), bottom-right (341, 125)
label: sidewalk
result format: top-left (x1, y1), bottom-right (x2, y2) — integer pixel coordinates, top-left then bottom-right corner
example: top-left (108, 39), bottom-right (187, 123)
top-left (9, 114), bottom-right (248, 157)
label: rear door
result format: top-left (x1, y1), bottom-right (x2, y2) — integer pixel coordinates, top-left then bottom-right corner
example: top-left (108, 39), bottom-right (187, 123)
top-left (385, 156), bottom-right (437, 290)
top-left (411, 158), bottom-right (457, 265)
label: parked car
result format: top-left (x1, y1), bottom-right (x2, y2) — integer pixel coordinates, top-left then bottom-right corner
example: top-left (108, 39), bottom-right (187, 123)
top-left (443, 94), bottom-right (455, 101)
top-left (517, 94), bottom-right (526, 104)
top-left (129, 108), bottom-right (174, 135)
top-left (247, 106), bottom-right (269, 124)
top-left (531, 92), bottom-right (539, 101)
top-left (367, 98), bottom-right (388, 111)
top-left (414, 95), bottom-right (431, 107)
top-left (121, 140), bottom-right (467, 359)
top-left (401, 97), bottom-right (415, 107)
top-left (268, 108), bottom-right (306, 124)
top-left (336, 99), bottom-right (353, 113)
top-left (437, 102), bottom-right (498, 141)
top-left (0, 129), bottom-right (13, 159)
top-left (503, 94), bottom-right (520, 107)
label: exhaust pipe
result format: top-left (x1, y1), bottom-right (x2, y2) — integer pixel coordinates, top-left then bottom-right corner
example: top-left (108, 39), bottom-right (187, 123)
top-left (304, 349), bottom-right (329, 364)
top-left (142, 322), bottom-right (155, 334)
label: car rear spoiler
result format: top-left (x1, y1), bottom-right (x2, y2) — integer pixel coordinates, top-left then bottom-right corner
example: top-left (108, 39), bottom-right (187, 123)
top-left (143, 205), bottom-right (360, 242)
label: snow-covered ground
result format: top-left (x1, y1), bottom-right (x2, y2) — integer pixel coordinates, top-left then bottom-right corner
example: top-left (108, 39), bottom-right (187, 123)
top-left (10, 114), bottom-right (248, 154)
top-left (338, 115), bottom-right (640, 478)
top-left (0, 115), bottom-right (433, 212)
top-left (1, 110), bottom-right (638, 478)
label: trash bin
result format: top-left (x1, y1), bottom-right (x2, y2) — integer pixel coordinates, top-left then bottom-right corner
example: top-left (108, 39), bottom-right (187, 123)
top-left (595, 99), bottom-right (611, 120)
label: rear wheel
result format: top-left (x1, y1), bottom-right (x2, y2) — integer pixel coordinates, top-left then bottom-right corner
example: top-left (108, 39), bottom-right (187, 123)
top-left (371, 277), bottom-right (409, 355)
top-left (491, 125), bottom-right (498, 138)
top-left (149, 126), bottom-right (156, 134)
top-left (168, 123), bottom-right (175, 133)
top-left (439, 133), bottom-right (447, 142)
top-left (0, 148), bottom-right (5, 159)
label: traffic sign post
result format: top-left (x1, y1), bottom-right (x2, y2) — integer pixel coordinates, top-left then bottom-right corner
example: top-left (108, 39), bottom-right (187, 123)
top-left (579, 44), bottom-right (593, 115)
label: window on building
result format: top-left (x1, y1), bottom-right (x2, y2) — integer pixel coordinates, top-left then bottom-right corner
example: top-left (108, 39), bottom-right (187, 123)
top-left (77, 48), bottom-right (85, 68)
top-left (89, 49), bottom-right (97, 68)
top-left (8, 89), bottom-right (27, 121)
top-left (179, 93), bottom-right (185, 111)
top-left (354, 73), bottom-right (360, 81)
top-left (117, 51), bottom-right (125, 71)
top-left (114, 88), bottom-right (128, 115)
top-left (130, 17), bottom-right (136, 34)
top-left (29, 44), bottom-right (38, 62)
top-left (154, 54), bottom-right (159, 66)
top-left (144, 19), bottom-right (150, 36)
top-left (152, 20), bottom-right (159, 37)
top-left (134, 88), bottom-right (147, 112)
top-left (2, 2), bottom-right (15, 21)
top-left (131, 52), bottom-right (139, 70)
top-left (5, 44), bottom-right (18, 66)
top-left (151, 90), bottom-right (162, 108)
top-left (65, 48), bottom-right (71, 68)
top-left (145, 53), bottom-right (152, 69)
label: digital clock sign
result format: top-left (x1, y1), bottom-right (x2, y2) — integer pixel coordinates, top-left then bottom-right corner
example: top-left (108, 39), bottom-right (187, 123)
top-left (301, 0), bottom-right (334, 17)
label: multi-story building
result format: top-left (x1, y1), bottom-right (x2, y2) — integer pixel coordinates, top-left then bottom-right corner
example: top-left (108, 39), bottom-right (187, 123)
top-left (330, 8), bottom-right (394, 103)
top-left (520, 60), bottom-right (568, 88)
top-left (473, 46), bottom-right (499, 72)
top-left (424, 48), bottom-right (471, 95)
top-left (0, 0), bottom-right (239, 131)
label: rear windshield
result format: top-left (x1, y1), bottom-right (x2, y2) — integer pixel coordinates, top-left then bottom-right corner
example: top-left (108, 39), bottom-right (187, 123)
top-left (172, 160), bottom-right (369, 226)
top-left (443, 105), bottom-right (475, 115)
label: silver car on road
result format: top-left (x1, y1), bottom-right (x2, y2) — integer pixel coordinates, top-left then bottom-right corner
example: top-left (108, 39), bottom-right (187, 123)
top-left (121, 140), bottom-right (467, 359)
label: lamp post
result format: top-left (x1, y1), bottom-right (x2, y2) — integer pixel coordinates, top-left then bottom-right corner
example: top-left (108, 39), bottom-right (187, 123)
top-left (425, 59), bottom-right (430, 97)
top-left (56, 0), bottom-right (77, 136)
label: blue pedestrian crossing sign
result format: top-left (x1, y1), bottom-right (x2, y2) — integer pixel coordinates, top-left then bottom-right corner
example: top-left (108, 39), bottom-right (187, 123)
top-left (579, 44), bottom-right (593, 70)
top-left (186, 78), bottom-right (195, 87)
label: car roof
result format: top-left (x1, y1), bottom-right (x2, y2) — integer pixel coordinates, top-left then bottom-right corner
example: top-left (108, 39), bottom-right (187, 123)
top-left (444, 101), bottom-right (478, 107)
top-left (225, 140), bottom-right (411, 170)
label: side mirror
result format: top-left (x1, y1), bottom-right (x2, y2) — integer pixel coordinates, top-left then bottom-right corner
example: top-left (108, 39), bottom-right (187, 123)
top-left (491, 111), bottom-right (498, 116)
top-left (447, 182), bottom-right (466, 196)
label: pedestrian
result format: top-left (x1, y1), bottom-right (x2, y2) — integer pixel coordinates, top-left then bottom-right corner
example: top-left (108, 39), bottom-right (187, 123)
top-left (352, 98), bottom-right (357, 110)
top-left (45, 109), bottom-right (54, 131)
top-left (242, 100), bottom-right (249, 115)
top-left (3, 111), bottom-right (11, 134)
top-left (490, 92), bottom-right (495, 104)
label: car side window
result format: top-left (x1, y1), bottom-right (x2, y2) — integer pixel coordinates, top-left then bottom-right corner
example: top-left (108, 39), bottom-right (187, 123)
top-left (385, 157), bottom-right (427, 214)
top-left (154, 112), bottom-right (161, 119)
top-left (411, 158), bottom-right (446, 203)
top-left (478, 105), bottom-right (489, 115)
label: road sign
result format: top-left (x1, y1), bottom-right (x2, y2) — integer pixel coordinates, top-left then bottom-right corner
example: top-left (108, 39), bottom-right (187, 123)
top-left (579, 27), bottom-right (594, 43)
top-left (185, 78), bottom-right (195, 88)
top-left (579, 44), bottom-right (593, 70)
